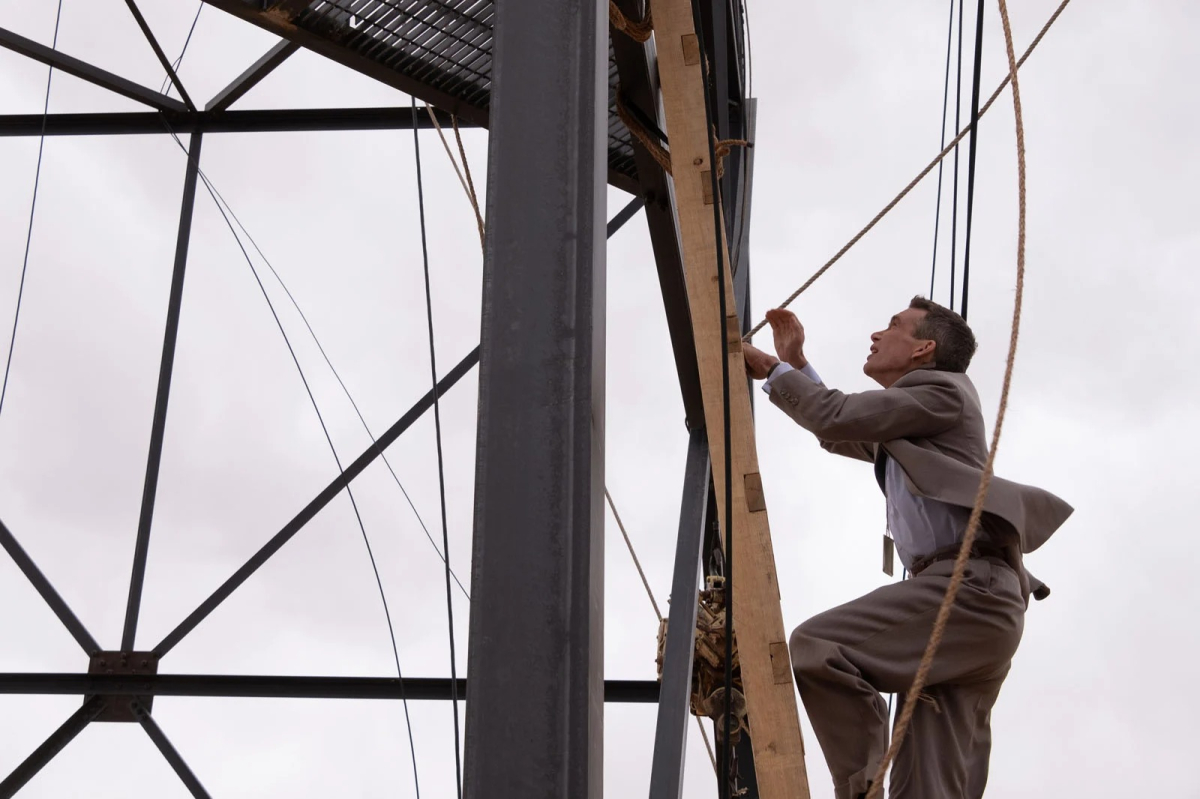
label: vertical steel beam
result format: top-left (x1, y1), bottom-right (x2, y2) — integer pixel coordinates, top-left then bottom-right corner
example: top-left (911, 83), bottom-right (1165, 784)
top-left (122, 131), bottom-right (203, 651)
top-left (462, 0), bottom-right (607, 796)
top-left (648, 431), bottom-right (710, 799)
top-left (0, 696), bottom-right (105, 796)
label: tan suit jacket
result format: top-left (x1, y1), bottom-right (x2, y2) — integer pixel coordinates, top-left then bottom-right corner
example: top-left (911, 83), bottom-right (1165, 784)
top-left (768, 365), bottom-right (1072, 599)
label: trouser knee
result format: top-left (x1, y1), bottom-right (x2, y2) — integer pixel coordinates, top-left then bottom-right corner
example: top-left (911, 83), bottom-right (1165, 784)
top-left (789, 621), bottom-right (829, 680)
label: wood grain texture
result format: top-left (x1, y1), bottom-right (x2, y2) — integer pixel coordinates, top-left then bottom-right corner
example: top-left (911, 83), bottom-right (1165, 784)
top-left (642, 1), bottom-right (812, 795)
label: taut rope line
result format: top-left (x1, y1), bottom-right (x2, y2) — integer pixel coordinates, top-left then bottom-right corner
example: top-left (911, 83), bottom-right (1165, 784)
top-left (743, 0), bottom-right (1069, 341)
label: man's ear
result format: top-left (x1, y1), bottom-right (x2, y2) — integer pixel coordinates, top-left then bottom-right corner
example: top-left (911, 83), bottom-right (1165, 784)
top-left (912, 339), bottom-right (936, 363)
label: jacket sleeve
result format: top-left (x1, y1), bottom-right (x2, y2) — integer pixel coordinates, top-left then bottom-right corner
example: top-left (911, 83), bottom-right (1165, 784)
top-left (767, 369), bottom-right (964, 442)
top-left (818, 439), bottom-right (877, 462)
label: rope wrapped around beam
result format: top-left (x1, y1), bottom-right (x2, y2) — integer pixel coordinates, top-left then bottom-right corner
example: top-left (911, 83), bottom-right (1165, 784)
top-left (609, 0), bottom-right (654, 43)
top-left (617, 95), bottom-right (753, 184)
top-left (616, 90), bottom-right (673, 174)
top-left (713, 132), bottom-right (752, 179)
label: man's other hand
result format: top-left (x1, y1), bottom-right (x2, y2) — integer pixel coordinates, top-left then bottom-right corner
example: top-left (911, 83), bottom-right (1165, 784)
top-left (766, 308), bottom-right (808, 369)
top-left (743, 342), bottom-right (779, 380)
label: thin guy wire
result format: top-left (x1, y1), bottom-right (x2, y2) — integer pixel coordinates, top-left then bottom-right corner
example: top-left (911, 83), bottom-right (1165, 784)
top-left (604, 487), bottom-right (719, 773)
top-left (161, 126), bottom-right (423, 799)
top-left (0, 0), bottom-right (64, 421)
top-left (950, 0), bottom-right (969, 309)
top-left (866, 0), bottom-right (1030, 792)
top-left (193, 165), bottom-right (470, 601)
top-left (606, 488), bottom-right (663, 620)
top-left (411, 96), bottom-right (464, 799)
top-left (959, 0), bottom-right (988, 321)
top-left (929, 0), bottom-right (957, 299)
top-left (743, 0), bottom-right (1070, 342)
top-left (159, 2), bottom-right (203, 95)
top-left (151, 13), bottom-right (467, 603)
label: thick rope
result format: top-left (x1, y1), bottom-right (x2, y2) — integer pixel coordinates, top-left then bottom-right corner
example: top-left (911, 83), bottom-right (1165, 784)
top-left (714, 135), bottom-right (752, 180)
top-left (422, 104), bottom-right (485, 249)
top-left (609, 0), bottom-right (654, 43)
top-left (618, 96), bottom-right (750, 183)
top-left (743, 0), bottom-right (1068, 341)
top-left (451, 114), bottom-right (485, 250)
top-left (864, 0), bottom-right (1027, 794)
top-left (617, 91), bottom-right (674, 175)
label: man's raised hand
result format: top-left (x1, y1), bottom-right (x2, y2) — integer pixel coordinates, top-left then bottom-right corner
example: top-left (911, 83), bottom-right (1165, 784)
top-left (766, 308), bottom-right (808, 370)
top-left (742, 342), bottom-right (779, 380)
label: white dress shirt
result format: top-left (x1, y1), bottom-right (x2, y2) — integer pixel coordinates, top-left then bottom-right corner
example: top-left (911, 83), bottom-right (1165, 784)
top-left (763, 361), bottom-right (970, 569)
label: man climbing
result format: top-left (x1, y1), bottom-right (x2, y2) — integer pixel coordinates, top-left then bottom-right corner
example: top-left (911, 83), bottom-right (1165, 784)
top-left (742, 298), bottom-right (1071, 799)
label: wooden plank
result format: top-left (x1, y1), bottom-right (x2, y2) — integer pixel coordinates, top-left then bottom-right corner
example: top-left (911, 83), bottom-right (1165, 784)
top-left (641, 1), bottom-right (812, 796)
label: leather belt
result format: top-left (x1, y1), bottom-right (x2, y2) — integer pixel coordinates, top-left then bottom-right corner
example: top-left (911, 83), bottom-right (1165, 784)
top-left (909, 540), bottom-right (1010, 576)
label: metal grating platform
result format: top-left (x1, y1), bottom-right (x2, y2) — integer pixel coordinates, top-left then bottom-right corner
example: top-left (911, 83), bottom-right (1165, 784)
top-left (205, 0), bottom-right (643, 192)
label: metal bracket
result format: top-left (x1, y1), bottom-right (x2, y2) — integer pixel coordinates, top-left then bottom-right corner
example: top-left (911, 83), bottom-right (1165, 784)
top-left (87, 651), bottom-right (160, 721)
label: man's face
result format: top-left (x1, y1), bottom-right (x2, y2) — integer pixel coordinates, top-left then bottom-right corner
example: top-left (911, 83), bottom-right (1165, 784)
top-left (864, 307), bottom-right (932, 386)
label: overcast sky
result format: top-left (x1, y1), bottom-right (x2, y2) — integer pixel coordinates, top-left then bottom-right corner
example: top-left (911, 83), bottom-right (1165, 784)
top-left (0, 0), bottom-right (1196, 797)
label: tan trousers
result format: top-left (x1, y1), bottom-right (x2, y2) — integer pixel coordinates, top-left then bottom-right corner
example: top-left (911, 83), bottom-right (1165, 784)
top-left (790, 558), bottom-right (1025, 799)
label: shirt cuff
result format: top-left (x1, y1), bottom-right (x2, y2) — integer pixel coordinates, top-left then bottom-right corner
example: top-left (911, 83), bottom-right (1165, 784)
top-left (762, 361), bottom-right (821, 395)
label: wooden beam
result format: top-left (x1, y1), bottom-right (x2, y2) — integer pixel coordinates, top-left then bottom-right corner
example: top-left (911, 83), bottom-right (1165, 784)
top-left (610, 0), bottom-right (705, 429)
top-left (641, 1), bottom-right (812, 796)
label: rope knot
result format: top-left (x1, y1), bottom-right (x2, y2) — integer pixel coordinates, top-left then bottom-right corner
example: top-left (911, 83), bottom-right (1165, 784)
top-left (713, 131), bottom-right (752, 179)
